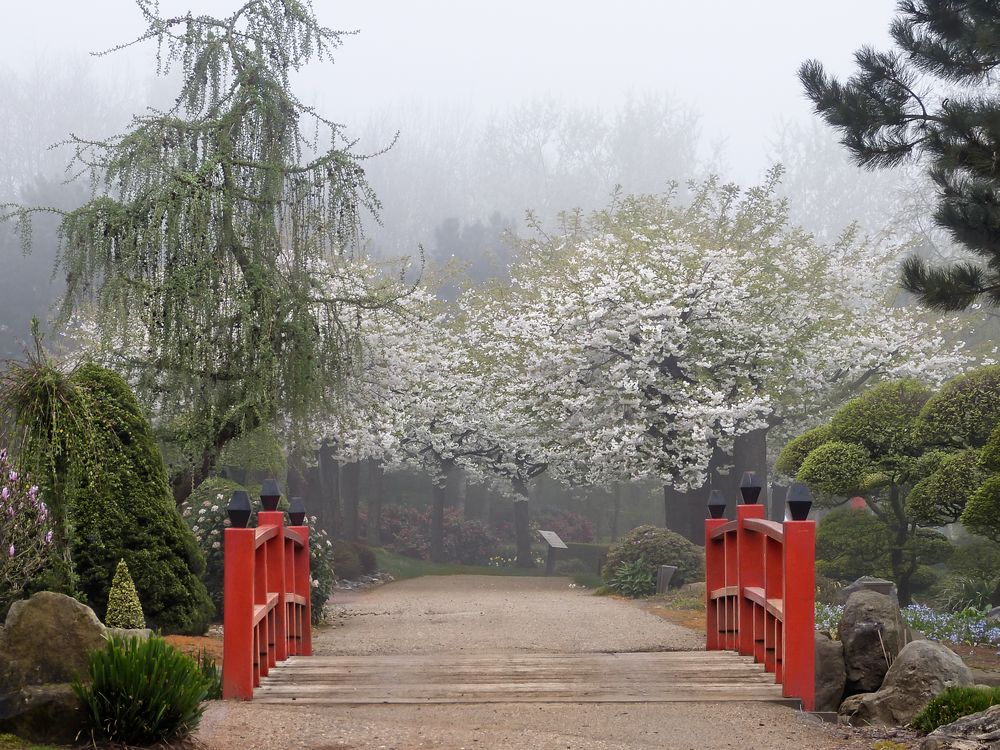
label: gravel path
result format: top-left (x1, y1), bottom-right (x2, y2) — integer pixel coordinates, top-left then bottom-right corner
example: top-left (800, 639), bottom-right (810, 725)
top-left (197, 575), bottom-right (868, 750)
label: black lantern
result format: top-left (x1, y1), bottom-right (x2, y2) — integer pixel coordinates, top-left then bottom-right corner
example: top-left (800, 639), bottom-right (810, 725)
top-left (787, 482), bottom-right (813, 521)
top-left (260, 478), bottom-right (281, 511)
top-left (228, 490), bottom-right (252, 528)
top-left (707, 489), bottom-right (726, 519)
top-left (288, 496), bottom-right (306, 526)
top-left (739, 471), bottom-right (762, 504)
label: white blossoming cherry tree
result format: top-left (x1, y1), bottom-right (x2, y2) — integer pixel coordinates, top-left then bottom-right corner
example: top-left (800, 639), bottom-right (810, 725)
top-left (461, 172), bottom-right (965, 538)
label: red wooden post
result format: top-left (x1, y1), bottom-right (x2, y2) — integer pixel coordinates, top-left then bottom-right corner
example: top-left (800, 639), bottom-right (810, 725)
top-left (705, 517), bottom-right (728, 650)
top-left (290, 524), bottom-right (313, 655)
top-left (736, 503), bottom-right (765, 657)
top-left (222, 526), bottom-right (255, 700)
top-left (782, 519), bottom-right (816, 711)
top-left (259, 510), bottom-right (288, 662)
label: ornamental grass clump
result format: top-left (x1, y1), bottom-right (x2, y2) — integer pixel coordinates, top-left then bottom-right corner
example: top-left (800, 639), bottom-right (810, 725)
top-left (105, 559), bottom-right (145, 629)
top-left (72, 636), bottom-right (210, 745)
top-left (912, 686), bottom-right (1000, 733)
top-left (607, 555), bottom-right (656, 598)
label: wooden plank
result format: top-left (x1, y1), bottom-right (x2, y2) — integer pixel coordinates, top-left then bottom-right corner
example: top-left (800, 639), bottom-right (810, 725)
top-left (254, 650), bottom-right (794, 706)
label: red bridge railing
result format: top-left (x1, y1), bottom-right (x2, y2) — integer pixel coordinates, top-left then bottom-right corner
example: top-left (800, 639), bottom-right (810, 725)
top-left (705, 501), bottom-right (815, 710)
top-left (223, 508), bottom-right (312, 700)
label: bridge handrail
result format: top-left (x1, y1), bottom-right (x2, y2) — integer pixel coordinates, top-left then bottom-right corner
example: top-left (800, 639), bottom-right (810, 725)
top-left (223, 509), bottom-right (312, 700)
top-left (705, 503), bottom-right (815, 710)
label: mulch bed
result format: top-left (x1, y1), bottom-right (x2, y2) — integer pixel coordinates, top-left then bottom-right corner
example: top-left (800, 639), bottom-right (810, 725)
top-left (164, 634), bottom-right (224, 663)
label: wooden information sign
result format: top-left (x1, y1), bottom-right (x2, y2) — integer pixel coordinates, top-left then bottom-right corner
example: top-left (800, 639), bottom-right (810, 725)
top-left (537, 529), bottom-right (568, 575)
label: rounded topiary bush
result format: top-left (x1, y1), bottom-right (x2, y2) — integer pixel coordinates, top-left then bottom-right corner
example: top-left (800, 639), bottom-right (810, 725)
top-left (64, 364), bottom-right (213, 635)
top-left (601, 525), bottom-right (703, 587)
top-left (105, 559), bottom-right (145, 629)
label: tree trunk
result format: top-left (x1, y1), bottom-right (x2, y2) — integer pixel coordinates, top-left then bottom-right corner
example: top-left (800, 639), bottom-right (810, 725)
top-left (317, 442), bottom-right (342, 539)
top-left (888, 483), bottom-right (911, 606)
top-left (431, 481), bottom-right (447, 562)
top-left (611, 484), bottom-right (622, 541)
top-left (511, 477), bottom-right (534, 568)
top-left (342, 461), bottom-right (361, 541)
top-left (170, 410), bottom-right (259, 504)
top-left (770, 483), bottom-right (788, 523)
top-left (513, 499), bottom-right (533, 568)
top-left (367, 460), bottom-right (383, 546)
top-left (447, 467), bottom-right (468, 518)
top-left (663, 484), bottom-right (708, 542)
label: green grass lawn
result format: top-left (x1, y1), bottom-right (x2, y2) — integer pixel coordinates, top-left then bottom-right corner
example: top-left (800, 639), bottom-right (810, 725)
top-left (374, 548), bottom-right (549, 580)
top-left (373, 548), bottom-right (607, 591)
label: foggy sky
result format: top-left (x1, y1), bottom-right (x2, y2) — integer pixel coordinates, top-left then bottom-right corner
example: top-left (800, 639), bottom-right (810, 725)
top-left (0, 1), bottom-right (896, 183)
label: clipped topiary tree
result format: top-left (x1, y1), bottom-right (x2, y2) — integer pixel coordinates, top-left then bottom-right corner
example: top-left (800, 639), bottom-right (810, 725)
top-left (777, 379), bottom-right (955, 604)
top-left (105, 559), bottom-right (145, 629)
top-left (601, 525), bottom-right (703, 587)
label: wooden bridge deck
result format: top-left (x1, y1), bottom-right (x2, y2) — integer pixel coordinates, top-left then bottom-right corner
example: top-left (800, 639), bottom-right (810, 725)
top-left (253, 650), bottom-right (798, 706)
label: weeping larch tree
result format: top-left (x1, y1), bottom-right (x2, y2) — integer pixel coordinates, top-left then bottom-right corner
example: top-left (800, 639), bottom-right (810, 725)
top-left (2, 0), bottom-right (402, 502)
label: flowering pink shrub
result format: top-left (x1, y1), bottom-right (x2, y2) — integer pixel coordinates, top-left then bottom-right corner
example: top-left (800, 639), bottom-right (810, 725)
top-left (0, 449), bottom-right (53, 606)
top-left (379, 505), bottom-right (499, 565)
top-left (533, 509), bottom-right (596, 543)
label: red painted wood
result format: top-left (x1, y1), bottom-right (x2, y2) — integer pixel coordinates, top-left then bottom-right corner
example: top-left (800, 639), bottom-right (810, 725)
top-left (223, 528), bottom-right (256, 700)
top-left (705, 499), bottom-right (815, 710)
top-left (781, 521), bottom-right (815, 710)
top-left (223, 510), bottom-right (313, 700)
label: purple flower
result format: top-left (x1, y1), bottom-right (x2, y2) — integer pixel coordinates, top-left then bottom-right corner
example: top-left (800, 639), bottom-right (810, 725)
top-left (7, 545), bottom-right (13, 558)
top-left (44, 531), bottom-right (53, 545)
top-left (8, 471), bottom-right (17, 482)
top-left (0, 487), bottom-right (8, 501)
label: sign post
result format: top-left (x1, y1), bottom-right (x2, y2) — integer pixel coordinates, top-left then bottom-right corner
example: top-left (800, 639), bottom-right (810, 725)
top-left (537, 530), bottom-right (568, 575)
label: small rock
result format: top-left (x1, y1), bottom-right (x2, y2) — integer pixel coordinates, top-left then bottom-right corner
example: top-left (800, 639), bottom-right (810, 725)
top-left (920, 703), bottom-right (1000, 750)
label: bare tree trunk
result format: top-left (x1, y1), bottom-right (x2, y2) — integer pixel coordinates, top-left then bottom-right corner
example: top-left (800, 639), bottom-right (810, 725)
top-left (317, 442), bottom-right (342, 538)
top-left (367, 460), bottom-right (383, 546)
top-left (342, 461), bottom-right (361, 541)
top-left (512, 477), bottom-right (534, 568)
top-left (431, 481), bottom-right (447, 562)
top-left (445, 467), bottom-right (467, 514)
top-left (611, 484), bottom-right (622, 541)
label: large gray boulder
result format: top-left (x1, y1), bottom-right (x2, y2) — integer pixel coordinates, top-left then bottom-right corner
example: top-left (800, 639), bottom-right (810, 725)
top-left (920, 704), bottom-right (1000, 750)
top-left (840, 589), bottom-right (906, 694)
top-left (815, 631), bottom-right (847, 712)
top-left (837, 576), bottom-right (898, 605)
top-left (838, 640), bottom-right (973, 727)
top-left (0, 592), bottom-right (106, 744)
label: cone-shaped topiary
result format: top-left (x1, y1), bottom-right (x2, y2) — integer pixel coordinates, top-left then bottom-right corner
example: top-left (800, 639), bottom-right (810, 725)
top-left (105, 559), bottom-right (145, 629)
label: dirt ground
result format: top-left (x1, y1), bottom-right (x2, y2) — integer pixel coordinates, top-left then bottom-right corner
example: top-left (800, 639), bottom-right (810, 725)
top-left (195, 576), bottom-right (873, 750)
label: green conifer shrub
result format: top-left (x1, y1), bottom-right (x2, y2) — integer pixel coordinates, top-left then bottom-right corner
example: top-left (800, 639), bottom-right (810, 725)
top-left (105, 559), bottom-right (145, 629)
top-left (64, 364), bottom-right (212, 634)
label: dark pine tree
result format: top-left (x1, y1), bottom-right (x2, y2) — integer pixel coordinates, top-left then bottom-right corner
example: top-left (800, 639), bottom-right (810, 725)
top-left (799, 0), bottom-right (1000, 311)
